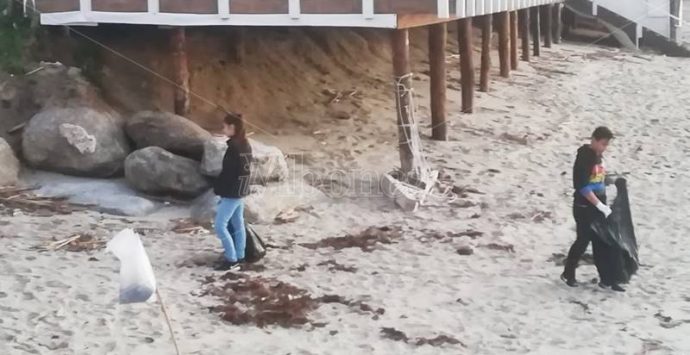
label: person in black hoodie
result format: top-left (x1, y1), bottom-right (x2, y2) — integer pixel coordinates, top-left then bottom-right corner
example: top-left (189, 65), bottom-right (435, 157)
top-left (561, 126), bottom-right (625, 292)
top-left (213, 113), bottom-right (253, 271)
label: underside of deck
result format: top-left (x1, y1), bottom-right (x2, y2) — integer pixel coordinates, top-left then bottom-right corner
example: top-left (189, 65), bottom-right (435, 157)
top-left (38, 0), bottom-right (562, 28)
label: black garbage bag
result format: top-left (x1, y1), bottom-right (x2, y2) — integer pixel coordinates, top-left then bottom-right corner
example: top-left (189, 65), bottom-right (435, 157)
top-left (590, 178), bottom-right (639, 284)
top-left (244, 224), bottom-right (267, 263)
top-left (226, 222), bottom-right (267, 263)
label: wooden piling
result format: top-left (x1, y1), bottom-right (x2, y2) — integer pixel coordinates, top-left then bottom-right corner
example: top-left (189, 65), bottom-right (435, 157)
top-left (543, 5), bottom-right (553, 48)
top-left (480, 15), bottom-right (492, 92)
top-left (428, 23), bottom-right (448, 141)
top-left (510, 11), bottom-right (519, 70)
top-left (497, 12), bottom-right (510, 78)
top-left (531, 7), bottom-right (541, 57)
top-left (553, 3), bottom-right (563, 44)
top-left (391, 29), bottom-right (415, 173)
top-left (171, 27), bottom-right (190, 116)
top-left (458, 18), bottom-right (475, 114)
top-left (230, 27), bottom-right (247, 63)
top-left (7, 0), bottom-right (17, 17)
top-left (519, 9), bottom-right (530, 62)
top-left (563, 6), bottom-right (575, 38)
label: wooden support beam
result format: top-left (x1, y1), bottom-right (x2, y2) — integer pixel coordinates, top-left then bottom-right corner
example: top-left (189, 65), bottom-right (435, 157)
top-left (562, 6), bottom-right (575, 38)
top-left (543, 5), bottom-right (553, 48)
top-left (391, 29), bottom-right (414, 174)
top-left (496, 12), bottom-right (510, 78)
top-left (458, 18), bottom-right (474, 114)
top-left (6, 1), bottom-right (14, 19)
top-left (510, 11), bottom-right (518, 70)
top-left (230, 27), bottom-right (247, 64)
top-left (428, 23), bottom-right (448, 141)
top-left (531, 7), bottom-right (541, 57)
top-left (519, 9), bottom-right (530, 62)
top-left (479, 14), bottom-right (492, 92)
top-left (553, 3), bottom-right (562, 44)
top-left (171, 27), bottom-right (190, 116)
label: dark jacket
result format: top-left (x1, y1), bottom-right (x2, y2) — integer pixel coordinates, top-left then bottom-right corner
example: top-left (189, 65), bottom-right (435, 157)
top-left (214, 139), bottom-right (252, 198)
top-left (573, 144), bottom-right (606, 206)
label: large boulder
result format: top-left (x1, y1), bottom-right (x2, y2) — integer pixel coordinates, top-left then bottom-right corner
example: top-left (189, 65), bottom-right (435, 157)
top-left (126, 111), bottom-right (212, 160)
top-left (190, 181), bottom-right (326, 225)
top-left (2, 63), bottom-right (121, 155)
top-left (0, 138), bottom-right (20, 186)
top-left (200, 137), bottom-right (289, 184)
top-left (29, 63), bottom-right (117, 114)
top-left (22, 108), bottom-right (130, 178)
top-left (125, 147), bottom-right (210, 198)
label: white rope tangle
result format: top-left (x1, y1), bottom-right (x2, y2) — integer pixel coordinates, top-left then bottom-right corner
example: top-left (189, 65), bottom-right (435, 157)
top-left (394, 73), bottom-right (455, 206)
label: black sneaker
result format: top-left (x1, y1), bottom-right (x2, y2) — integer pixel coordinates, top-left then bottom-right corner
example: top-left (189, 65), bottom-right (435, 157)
top-left (214, 260), bottom-right (240, 271)
top-left (611, 284), bottom-right (626, 292)
top-left (561, 273), bottom-right (578, 287)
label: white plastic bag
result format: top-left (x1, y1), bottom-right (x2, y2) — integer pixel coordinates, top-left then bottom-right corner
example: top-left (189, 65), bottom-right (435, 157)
top-left (107, 229), bottom-right (157, 304)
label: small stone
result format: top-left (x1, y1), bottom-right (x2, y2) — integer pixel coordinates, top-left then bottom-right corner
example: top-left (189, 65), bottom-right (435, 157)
top-left (456, 246), bottom-right (474, 256)
top-left (332, 110), bottom-right (351, 120)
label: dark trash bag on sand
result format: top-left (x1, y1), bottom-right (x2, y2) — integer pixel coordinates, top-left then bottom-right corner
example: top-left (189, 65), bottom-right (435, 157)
top-left (244, 224), bottom-right (267, 263)
top-left (590, 178), bottom-right (639, 284)
top-left (227, 222), bottom-right (267, 263)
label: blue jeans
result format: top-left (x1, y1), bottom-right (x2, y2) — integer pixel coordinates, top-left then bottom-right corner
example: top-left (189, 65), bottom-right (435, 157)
top-left (214, 198), bottom-right (246, 263)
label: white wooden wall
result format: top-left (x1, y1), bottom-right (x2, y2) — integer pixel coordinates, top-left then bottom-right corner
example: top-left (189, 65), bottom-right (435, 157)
top-left (592, 0), bottom-right (672, 39)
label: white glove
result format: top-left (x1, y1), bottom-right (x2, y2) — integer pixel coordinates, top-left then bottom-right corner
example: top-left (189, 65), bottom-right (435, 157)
top-left (596, 202), bottom-right (612, 218)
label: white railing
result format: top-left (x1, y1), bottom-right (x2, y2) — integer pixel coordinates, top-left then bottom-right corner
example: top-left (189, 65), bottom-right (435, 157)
top-left (41, 0), bottom-right (564, 27)
top-left (363, 0), bottom-right (374, 19)
top-left (217, 0), bottom-right (229, 19)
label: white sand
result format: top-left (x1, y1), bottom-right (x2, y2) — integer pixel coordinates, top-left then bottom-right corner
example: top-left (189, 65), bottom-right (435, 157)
top-left (3, 43), bottom-right (690, 355)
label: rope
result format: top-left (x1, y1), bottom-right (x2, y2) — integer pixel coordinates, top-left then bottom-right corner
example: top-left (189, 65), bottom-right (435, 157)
top-left (23, 0), bottom-right (35, 15)
top-left (156, 289), bottom-right (182, 355)
top-left (393, 73), bottom-right (455, 207)
top-left (394, 74), bottom-right (431, 180)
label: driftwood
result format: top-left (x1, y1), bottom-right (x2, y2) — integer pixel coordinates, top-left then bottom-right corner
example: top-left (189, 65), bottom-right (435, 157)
top-left (274, 208), bottom-right (300, 225)
top-left (0, 186), bottom-right (88, 215)
top-left (25, 66), bottom-right (45, 76)
top-left (34, 233), bottom-right (105, 252)
top-left (7, 122), bottom-right (26, 134)
top-left (323, 89), bottom-right (359, 105)
top-left (171, 218), bottom-right (211, 235)
top-left (532, 65), bottom-right (576, 76)
top-left (632, 54), bottom-right (653, 62)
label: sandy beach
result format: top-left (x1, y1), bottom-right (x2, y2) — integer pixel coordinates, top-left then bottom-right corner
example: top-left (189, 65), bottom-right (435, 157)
top-left (2, 41), bottom-right (690, 355)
